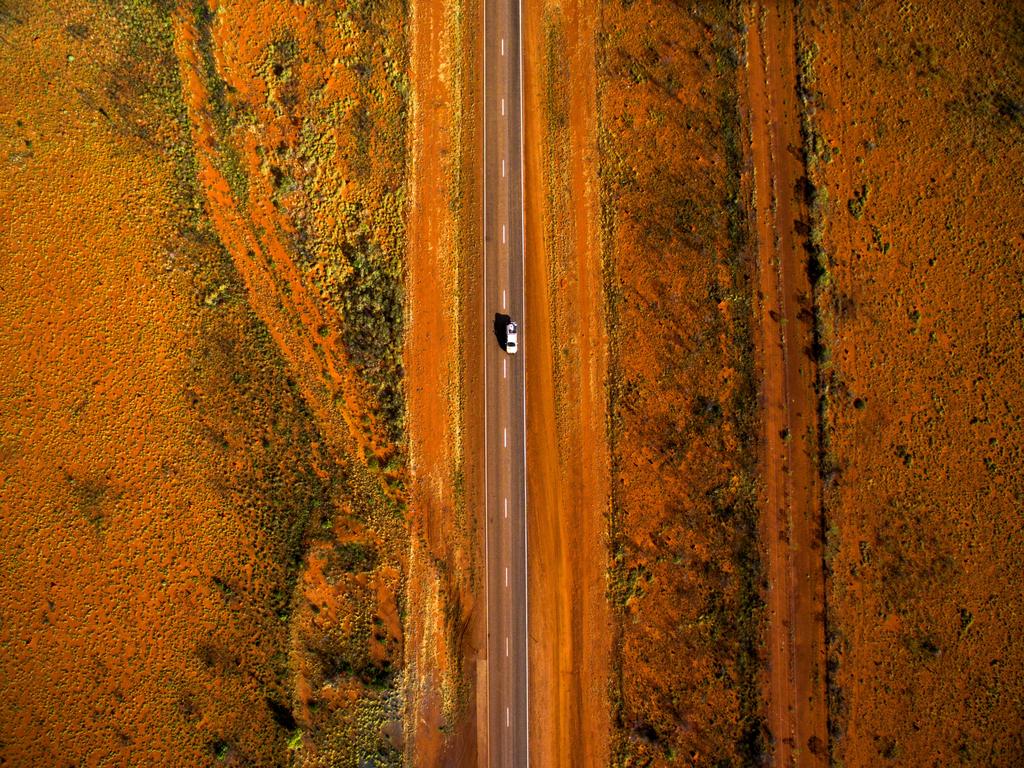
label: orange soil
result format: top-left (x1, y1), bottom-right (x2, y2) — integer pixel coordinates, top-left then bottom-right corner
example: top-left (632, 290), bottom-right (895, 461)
top-left (742, 1), bottom-right (828, 763)
top-left (797, 1), bottom-right (1024, 765)
top-left (406, 0), bottom-right (480, 762)
top-left (173, 5), bottom-right (412, 761)
top-left (522, 0), bottom-right (612, 765)
top-left (2, 0), bottom-right (419, 764)
top-left (597, 1), bottom-right (764, 763)
top-left (0, 2), bottom-right (334, 764)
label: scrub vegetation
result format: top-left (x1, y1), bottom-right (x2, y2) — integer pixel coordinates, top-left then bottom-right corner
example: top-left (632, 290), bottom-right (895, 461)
top-left (0, 0), bottom-right (413, 765)
top-left (597, 1), bottom-right (765, 763)
top-left (4, 1), bottom-right (1023, 766)
top-left (795, 1), bottom-right (1024, 765)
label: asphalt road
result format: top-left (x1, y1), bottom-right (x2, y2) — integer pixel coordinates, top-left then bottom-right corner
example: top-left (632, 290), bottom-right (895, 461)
top-left (481, 0), bottom-right (529, 762)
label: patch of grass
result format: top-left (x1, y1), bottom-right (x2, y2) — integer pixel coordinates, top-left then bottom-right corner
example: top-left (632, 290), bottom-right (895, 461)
top-left (797, 40), bottom-right (819, 96)
top-left (189, 312), bottom-right (337, 621)
top-left (337, 227), bottom-right (407, 442)
top-left (67, 474), bottom-right (111, 530)
top-left (544, 12), bottom-right (570, 131)
top-left (97, 0), bottom-right (213, 232)
top-left (848, 183), bottom-right (871, 220)
top-left (293, 0), bottom-right (410, 449)
top-left (600, 3), bottom-right (766, 764)
top-left (540, 6), bottom-right (584, 452)
top-left (210, 739), bottom-right (231, 760)
top-left (328, 541), bottom-right (379, 574)
top-left (608, 543), bottom-right (651, 609)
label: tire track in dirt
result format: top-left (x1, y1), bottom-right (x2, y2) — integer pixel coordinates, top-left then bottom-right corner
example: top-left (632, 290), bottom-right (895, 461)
top-left (743, 2), bottom-right (828, 765)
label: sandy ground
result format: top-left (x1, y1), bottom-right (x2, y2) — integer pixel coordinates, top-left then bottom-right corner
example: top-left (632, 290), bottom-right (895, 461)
top-left (0, 2), bottom-right (335, 763)
top-left (2, 1), bottom-right (416, 764)
top-left (797, 1), bottom-right (1024, 765)
top-left (742, 1), bottom-right (828, 763)
top-left (596, 2), bottom-right (765, 763)
top-left (521, 0), bottom-right (612, 765)
top-left (406, 0), bottom-right (480, 762)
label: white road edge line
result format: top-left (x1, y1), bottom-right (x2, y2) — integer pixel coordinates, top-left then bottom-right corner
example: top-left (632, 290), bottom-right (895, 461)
top-left (480, 0), bottom-right (491, 765)
top-left (517, 0), bottom-right (531, 757)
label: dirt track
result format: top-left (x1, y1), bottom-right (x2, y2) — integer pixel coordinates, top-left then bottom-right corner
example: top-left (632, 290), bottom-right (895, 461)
top-left (522, 0), bottom-right (611, 764)
top-left (744, 1), bottom-right (828, 764)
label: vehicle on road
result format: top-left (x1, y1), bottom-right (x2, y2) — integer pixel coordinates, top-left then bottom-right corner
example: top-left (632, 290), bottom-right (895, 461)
top-left (506, 320), bottom-right (518, 354)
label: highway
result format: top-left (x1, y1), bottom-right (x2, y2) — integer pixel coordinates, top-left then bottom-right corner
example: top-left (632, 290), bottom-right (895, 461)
top-left (481, 0), bottom-right (529, 762)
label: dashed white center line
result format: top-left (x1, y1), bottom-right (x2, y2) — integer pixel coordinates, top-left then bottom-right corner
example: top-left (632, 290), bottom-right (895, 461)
top-left (505, 567), bottom-right (508, 587)
top-left (502, 158), bottom-right (506, 177)
top-left (502, 224), bottom-right (507, 244)
top-left (503, 358), bottom-right (507, 378)
top-left (506, 707), bottom-right (510, 728)
top-left (504, 498), bottom-right (508, 518)
top-left (501, 97), bottom-right (506, 116)
top-left (502, 288), bottom-right (507, 308)
top-left (506, 636), bottom-right (509, 656)
top-left (501, 38), bottom-right (505, 56)
top-left (503, 427), bottom-right (507, 448)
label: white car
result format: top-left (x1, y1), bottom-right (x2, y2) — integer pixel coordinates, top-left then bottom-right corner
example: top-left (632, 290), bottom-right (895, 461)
top-left (506, 320), bottom-right (518, 354)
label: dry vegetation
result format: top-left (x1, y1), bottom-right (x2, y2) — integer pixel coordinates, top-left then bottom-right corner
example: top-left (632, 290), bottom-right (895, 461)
top-left (4, 1), bottom-right (1023, 765)
top-left (796, 1), bottom-right (1024, 765)
top-left (594, 1), bottom-right (1023, 764)
top-left (597, 1), bottom-right (765, 763)
top-left (0, 0), bottom-right (419, 764)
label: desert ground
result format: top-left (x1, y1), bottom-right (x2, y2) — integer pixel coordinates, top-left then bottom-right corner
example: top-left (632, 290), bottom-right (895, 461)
top-left (1, 0), bottom-right (1022, 766)
top-left (2, 0), bottom-right (438, 764)
top-left (799, 1), bottom-right (1024, 764)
